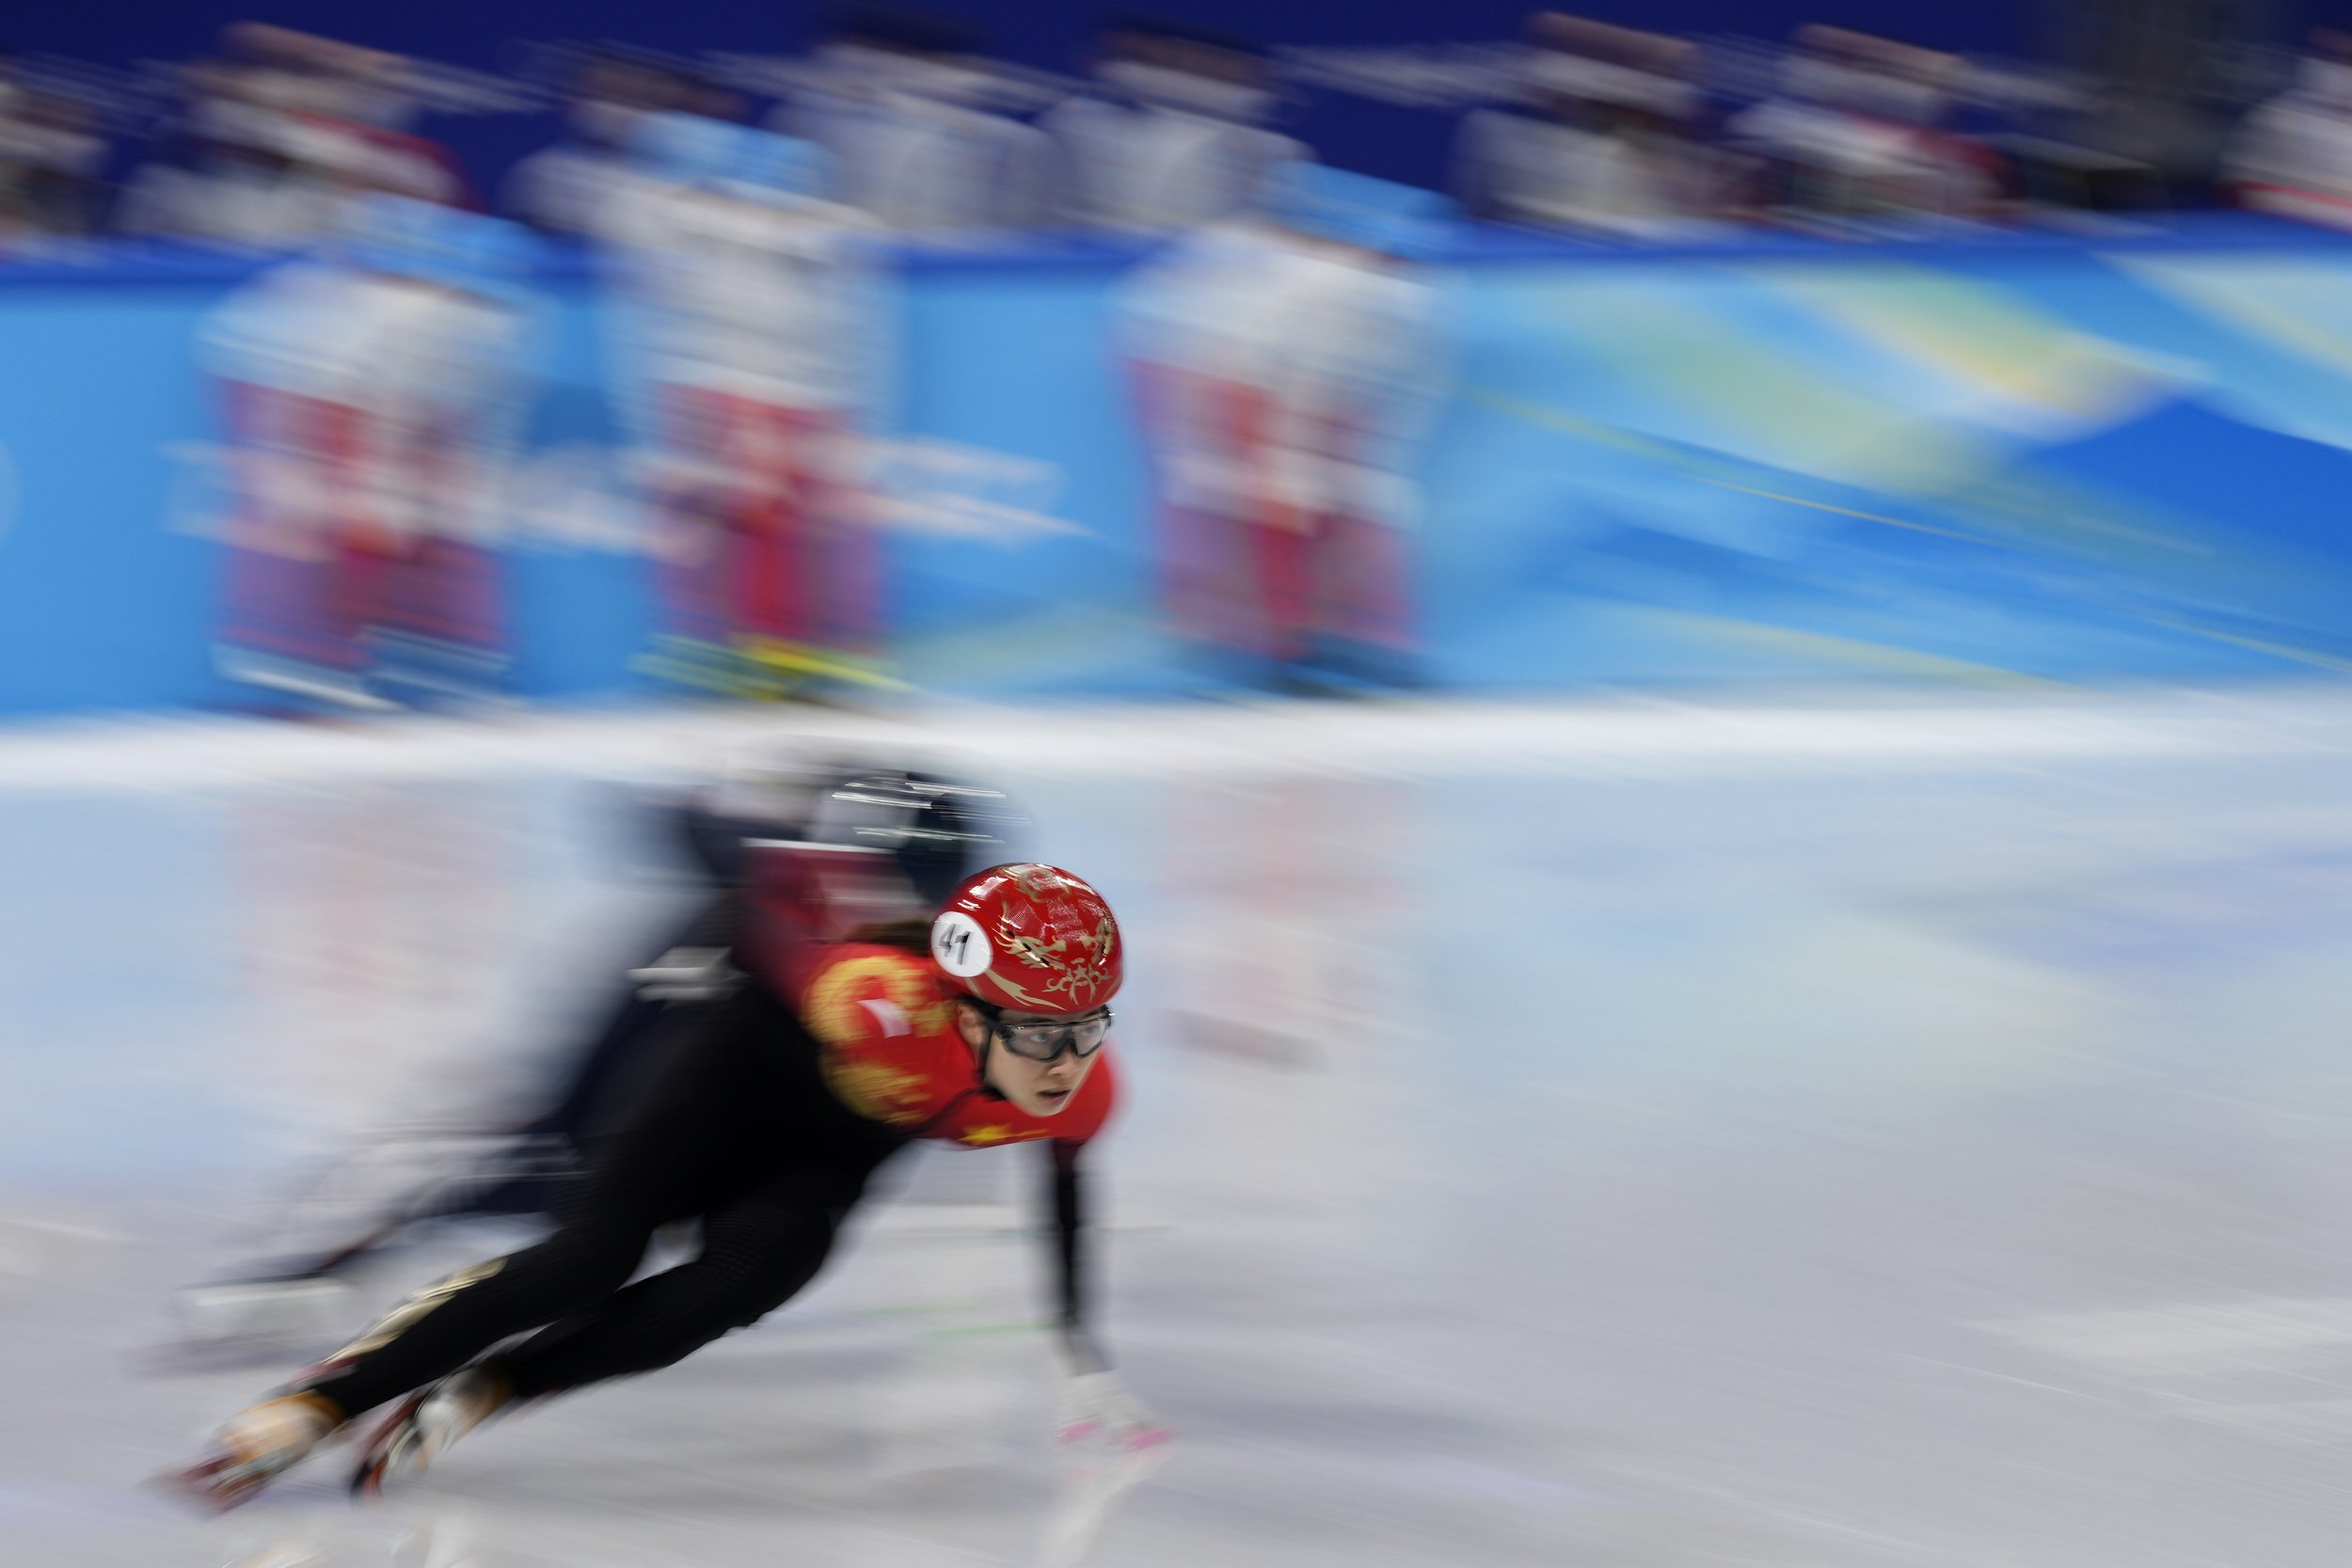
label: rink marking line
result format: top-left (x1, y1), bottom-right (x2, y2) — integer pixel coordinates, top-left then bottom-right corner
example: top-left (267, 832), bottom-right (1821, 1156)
top-left (1977, 1294), bottom-right (2352, 1375)
top-left (0, 1210), bottom-right (125, 1296)
top-left (0, 694), bottom-right (2344, 794)
top-left (1881, 1351), bottom-right (2116, 1404)
top-left (1597, 1461), bottom-right (1974, 1563)
top-left (925, 1320), bottom-right (1049, 1339)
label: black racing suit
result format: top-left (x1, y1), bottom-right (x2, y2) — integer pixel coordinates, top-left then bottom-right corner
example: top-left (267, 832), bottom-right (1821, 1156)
top-left (297, 966), bottom-right (1100, 1415)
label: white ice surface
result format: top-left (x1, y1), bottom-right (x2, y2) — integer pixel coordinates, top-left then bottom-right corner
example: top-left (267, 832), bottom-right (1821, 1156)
top-left (8, 689), bottom-right (2352, 1564)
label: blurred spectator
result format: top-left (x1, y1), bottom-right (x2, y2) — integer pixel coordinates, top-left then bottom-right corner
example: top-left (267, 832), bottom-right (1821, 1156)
top-left (1724, 25), bottom-right (2003, 227)
top-left (1977, 71), bottom-right (2169, 217)
top-left (1120, 165), bottom-right (1445, 692)
top-left (1042, 16), bottom-right (1306, 234)
top-left (776, 5), bottom-right (1050, 234)
top-left (602, 113), bottom-right (893, 697)
top-left (1449, 13), bottom-right (1719, 236)
top-left (2223, 29), bottom-right (2352, 230)
top-left (117, 59), bottom-right (352, 242)
top-left (119, 24), bottom-right (467, 245)
top-left (0, 52), bottom-right (111, 240)
top-left (2035, 0), bottom-right (2267, 210)
top-left (502, 48), bottom-right (691, 237)
top-left (201, 196), bottom-right (532, 709)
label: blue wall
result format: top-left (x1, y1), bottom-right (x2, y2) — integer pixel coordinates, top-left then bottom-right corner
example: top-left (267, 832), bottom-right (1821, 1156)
top-left (6, 217), bottom-right (2352, 716)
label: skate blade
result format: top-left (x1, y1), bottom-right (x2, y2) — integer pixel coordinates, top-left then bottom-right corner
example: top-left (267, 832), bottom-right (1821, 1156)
top-left (151, 1452), bottom-right (274, 1515)
top-left (348, 1394), bottom-right (426, 1500)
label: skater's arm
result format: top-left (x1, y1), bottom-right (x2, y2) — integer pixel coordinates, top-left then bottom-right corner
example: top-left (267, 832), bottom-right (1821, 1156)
top-left (1043, 1139), bottom-right (1171, 1449)
top-left (1044, 1138), bottom-right (1106, 1374)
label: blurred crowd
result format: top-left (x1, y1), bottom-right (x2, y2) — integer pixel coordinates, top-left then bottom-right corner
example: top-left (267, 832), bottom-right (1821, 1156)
top-left (5, 8), bottom-right (2352, 249)
top-left (116, 8), bottom-right (2352, 712)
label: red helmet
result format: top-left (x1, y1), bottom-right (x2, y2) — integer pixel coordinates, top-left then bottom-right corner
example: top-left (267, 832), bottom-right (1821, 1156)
top-left (929, 863), bottom-right (1121, 1014)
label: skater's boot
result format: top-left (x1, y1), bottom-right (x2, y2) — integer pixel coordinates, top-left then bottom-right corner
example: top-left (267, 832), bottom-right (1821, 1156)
top-left (351, 1363), bottom-right (511, 1497)
top-left (160, 1391), bottom-right (344, 1511)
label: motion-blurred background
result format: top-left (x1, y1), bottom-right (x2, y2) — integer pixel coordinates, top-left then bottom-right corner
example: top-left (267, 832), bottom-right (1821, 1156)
top-left (12, 4), bottom-right (2352, 1567)
top-left (0, 1), bottom-right (2347, 705)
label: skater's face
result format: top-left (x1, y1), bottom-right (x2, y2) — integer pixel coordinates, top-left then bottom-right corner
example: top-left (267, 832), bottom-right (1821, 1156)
top-left (957, 1003), bottom-right (1103, 1117)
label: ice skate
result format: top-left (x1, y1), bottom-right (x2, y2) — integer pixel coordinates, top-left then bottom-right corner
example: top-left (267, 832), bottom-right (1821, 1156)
top-left (350, 1364), bottom-right (511, 1498)
top-left (159, 1391), bottom-right (343, 1512)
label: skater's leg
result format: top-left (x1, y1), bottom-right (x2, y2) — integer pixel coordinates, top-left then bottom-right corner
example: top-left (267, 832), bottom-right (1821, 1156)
top-left (294, 1170), bottom-right (660, 1419)
top-left (173, 896), bottom-right (741, 1353)
top-left (345, 1151), bottom-right (893, 1497)
top-left (173, 985), bottom-right (821, 1507)
top-left (501, 1155), bottom-right (886, 1398)
top-left (294, 995), bottom-right (755, 1418)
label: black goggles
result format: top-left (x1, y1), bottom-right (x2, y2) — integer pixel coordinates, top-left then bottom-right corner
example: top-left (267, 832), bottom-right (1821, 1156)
top-left (989, 1007), bottom-right (1113, 1063)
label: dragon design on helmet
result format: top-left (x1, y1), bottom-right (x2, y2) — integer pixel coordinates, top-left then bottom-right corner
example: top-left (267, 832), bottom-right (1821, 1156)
top-left (993, 913), bottom-right (1118, 1005)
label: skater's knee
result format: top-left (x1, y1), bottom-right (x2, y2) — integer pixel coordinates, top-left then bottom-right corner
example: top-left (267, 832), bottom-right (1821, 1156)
top-left (524, 1227), bottom-right (648, 1299)
top-left (720, 1289), bottom-right (792, 1332)
top-left (710, 1257), bottom-right (819, 1331)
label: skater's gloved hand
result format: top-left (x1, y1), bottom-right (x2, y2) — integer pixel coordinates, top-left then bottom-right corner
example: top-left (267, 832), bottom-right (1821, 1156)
top-left (1056, 1368), bottom-right (1172, 1453)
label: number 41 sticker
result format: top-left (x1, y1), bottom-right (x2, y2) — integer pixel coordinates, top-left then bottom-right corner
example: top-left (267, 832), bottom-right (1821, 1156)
top-left (930, 911), bottom-right (991, 976)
